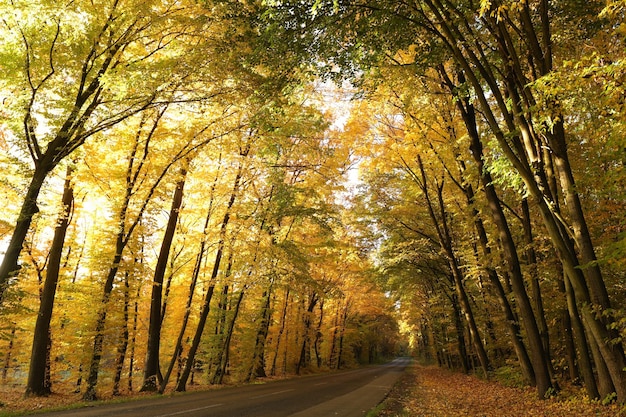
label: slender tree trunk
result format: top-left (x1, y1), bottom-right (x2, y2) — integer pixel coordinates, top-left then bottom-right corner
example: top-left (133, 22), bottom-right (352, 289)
top-left (442, 69), bottom-right (552, 394)
top-left (450, 292), bottom-right (470, 373)
top-left (26, 166), bottom-right (74, 396)
top-left (271, 288), bottom-right (290, 376)
top-left (562, 270), bottom-right (599, 398)
top-left (128, 284), bottom-right (141, 393)
top-left (210, 250), bottom-right (233, 384)
top-left (212, 290), bottom-right (245, 385)
top-left (160, 169), bottom-right (220, 393)
top-left (313, 300), bottom-right (324, 369)
top-left (327, 303), bottom-right (340, 370)
top-left (82, 249), bottom-right (123, 401)
top-left (175, 148), bottom-right (247, 392)
top-left (3, 325), bottom-right (16, 382)
top-left (447, 138), bottom-right (535, 383)
top-left (521, 200), bottom-right (550, 357)
top-left (141, 166), bottom-right (187, 392)
top-left (416, 156), bottom-right (491, 378)
top-left (113, 271), bottom-right (131, 396)
top-left (336, 302), bottom-right (349, 370)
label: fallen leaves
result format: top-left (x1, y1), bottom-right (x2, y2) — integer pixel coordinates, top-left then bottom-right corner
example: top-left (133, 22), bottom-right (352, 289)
top-left (374, 365), bottom-right (625, 417)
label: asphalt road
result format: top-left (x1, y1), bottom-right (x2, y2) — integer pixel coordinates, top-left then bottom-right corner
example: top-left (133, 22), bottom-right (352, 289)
top-left (37, 358), bottom-right (410, 417)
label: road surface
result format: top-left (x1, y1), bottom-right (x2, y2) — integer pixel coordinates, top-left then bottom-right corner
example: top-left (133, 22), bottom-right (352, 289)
top-left (38, 358), bottom-right (410, 417)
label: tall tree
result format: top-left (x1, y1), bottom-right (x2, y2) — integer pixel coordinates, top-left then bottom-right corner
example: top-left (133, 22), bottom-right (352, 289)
top-left (25, 165), bottom-right (74, 396)
top-left (141, 163), bottom-right (188, 392)
top-left (0, 0), bottom-right (208, 301)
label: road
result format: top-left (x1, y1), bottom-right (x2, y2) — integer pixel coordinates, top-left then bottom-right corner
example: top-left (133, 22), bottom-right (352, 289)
top-left (38, 358), bottom-right (410, 417)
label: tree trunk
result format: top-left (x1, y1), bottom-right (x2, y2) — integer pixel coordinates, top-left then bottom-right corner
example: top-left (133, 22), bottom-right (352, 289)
top-left (141, 166), bottom-right (187, 392)
top-left (160, 167), bottom-right (221, 393)
top-left (296, 292), bottom-right (319, 375)
top-left (416, 156), bottom-right (491, 378)
top-left (248, 287), bottom-right (273, 380)
top-left (443, 69), bottom-right (552, 395)
top-left (82, 252), bottom-right (122, 401)
top-left (270, 288), bottom-right (290, 376)
top-left (521, 200), bottom-right (551, 357)
top-left (450, 292), bottom-right (470, 373)
top-left (113, 271), bottom-right (131, 396)
top-left (0, 163), bottom-right (50, 302)
top-left (128, 284), bottom-right (141, 393)
top-left (25, 165), bottom-right (74, 396)
top-left (336, 302), bottom-right (349, 370)
top-left (3, 325), bottom-right (16, 382)
top-left (175, 149), bottom-right (247, 392)
top-left (212, 290), bottom-right (245, 385)
top-left (313, 300), bottom-right (324, 369)
top-left (209, 250), bottom-right (233, 384)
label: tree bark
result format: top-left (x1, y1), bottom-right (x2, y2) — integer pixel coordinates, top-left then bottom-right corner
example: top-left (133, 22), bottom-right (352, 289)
top-left (0, 163), bottom-right (50, 301)
top-left (270, 288), bottom-right (290, 376)
top-left (416, 155), bottom-right (491, 378)
top-left (296, 292), bottom-right (319, 375)
top-left (141, 166), bottom-right (187, 392)
top-left (112, 271), bottom-right (131, 396)
top-left (212, 290), bottom-right (245, 385)
top-left (25, 165), bottom-right (74, 396)
top-left (248, 288), bottom-right (273, 380)
top-left (175, 146), bottom-right (248, 392)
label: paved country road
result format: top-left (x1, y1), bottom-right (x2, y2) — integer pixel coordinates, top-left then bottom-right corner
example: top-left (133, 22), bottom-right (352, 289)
top-left (37, 358), bottom-right (410, 417)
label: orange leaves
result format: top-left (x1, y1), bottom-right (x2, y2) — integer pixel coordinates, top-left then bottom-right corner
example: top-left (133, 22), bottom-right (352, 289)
top-left (377, 365), bottom-right (624, 417)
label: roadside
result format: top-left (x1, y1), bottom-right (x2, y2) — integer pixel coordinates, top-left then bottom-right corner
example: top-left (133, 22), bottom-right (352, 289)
top-left (369, 364), bottom-right (625, 417)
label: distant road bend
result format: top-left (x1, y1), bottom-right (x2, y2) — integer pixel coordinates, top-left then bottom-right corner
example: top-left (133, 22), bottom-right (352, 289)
top-left (41, 357), bottom-right (411, 417)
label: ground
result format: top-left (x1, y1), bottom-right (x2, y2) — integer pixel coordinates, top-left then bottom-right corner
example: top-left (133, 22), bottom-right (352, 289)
top-left (1, 365), bottom-right (625, 416)
top-left (371, 364), bottom-right (625, 417)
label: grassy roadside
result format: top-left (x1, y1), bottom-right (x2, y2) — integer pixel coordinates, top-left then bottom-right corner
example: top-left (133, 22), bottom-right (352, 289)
top-left (369, 364), bottom-right (625, 417)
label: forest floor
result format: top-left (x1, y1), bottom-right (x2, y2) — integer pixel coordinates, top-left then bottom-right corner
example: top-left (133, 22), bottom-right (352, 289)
top-left (1, 364), bottom-right (625, 416)
top-left (371, 364), bottom-right (625, 417)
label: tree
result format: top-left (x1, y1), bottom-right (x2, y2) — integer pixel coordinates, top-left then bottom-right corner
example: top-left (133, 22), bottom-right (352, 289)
top-left (0, 0), bottom-right (213, 302)
top-left (25, 165), bottom-right (74, 396)
top-left (140, 163), bottom-right (188, 392)
top-left (262, 0), bottom-right (626, 401)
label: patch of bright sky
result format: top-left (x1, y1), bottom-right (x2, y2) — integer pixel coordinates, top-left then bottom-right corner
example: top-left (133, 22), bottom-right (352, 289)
top-left (309, 78), bottom-right (362, 202)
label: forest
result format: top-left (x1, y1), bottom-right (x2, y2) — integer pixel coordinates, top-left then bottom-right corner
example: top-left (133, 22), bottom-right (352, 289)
top-left (1, 0), bottom-right (626, 410)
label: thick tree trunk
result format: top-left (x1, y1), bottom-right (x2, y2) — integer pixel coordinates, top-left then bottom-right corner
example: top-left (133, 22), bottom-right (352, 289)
top-left (296, 292), bottom-right (319, 375)
top-left (248, 288), bottom-right (273, 380)
top-left (449, 75), bottom-right (553, 395)
top-left (25, 166), bottom-right (74, 396)
top-left (141, 167), bottom-right (187, 392)
top-left (0, 164), bottom-right (51, 302)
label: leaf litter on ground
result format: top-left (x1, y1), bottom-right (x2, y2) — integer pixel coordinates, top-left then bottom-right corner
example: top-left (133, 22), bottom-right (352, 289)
top-left (373, 364), bottom-right (624, 417)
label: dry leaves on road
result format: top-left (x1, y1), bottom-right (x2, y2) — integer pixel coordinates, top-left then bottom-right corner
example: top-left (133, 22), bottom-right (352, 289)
top-left (375, 365), bottom-right (624, 417)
